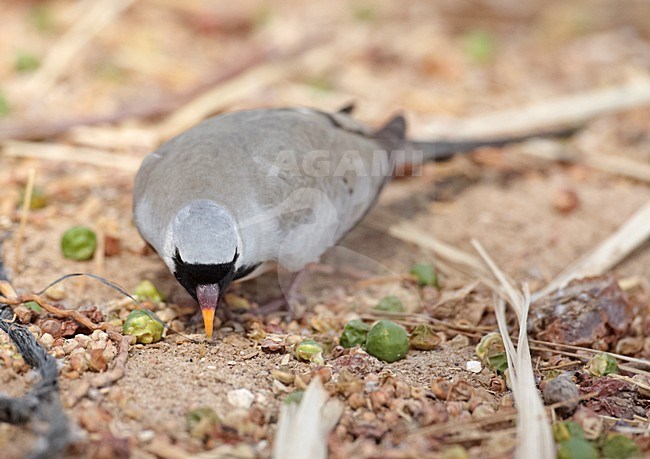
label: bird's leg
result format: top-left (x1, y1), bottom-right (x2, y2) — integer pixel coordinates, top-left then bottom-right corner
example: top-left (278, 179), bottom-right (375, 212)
top-left (252, 265), bottom-right (312, 318)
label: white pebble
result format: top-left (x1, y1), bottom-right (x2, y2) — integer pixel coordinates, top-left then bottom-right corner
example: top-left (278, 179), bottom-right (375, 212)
top-left (62, 339), bottom-right (79, 355)
top-left (39, 333), bottom-right (54, 349)
top-left (466, 360), bottom-right (482, 373)
top-left (91, 330), bottom-right (108, 341)
top-left (75, 334), bottom-right (91, 348)
top-left (137, 430), bottom-right (156, 443)
top-left (227, 388), bottom-right (255, 409)
top-left (45, 284), bottom-right (66, 301)
top-left (206, 365), bottom-right (216, 370)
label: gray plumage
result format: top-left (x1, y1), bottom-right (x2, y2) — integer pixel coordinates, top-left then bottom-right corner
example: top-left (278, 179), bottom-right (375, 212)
top-left (134, 107), bottom-right (401, 277)
top-left (133, 106), bottom-right (568, 304)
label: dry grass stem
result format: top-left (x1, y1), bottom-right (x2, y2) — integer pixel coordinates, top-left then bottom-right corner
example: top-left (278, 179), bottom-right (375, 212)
top-left (25, 0), bottom-right (136, 100)
top-left (2, 141), bottom-right (141, 171)
top-left (472, 240), bottom-right (555, 459)
top-left (419, 78), bottom-right (650, 138)
top-left (13, 168), bottom-right (36, 274)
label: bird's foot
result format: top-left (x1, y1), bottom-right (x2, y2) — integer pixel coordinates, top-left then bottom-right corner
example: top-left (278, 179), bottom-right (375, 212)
top-left (252, 296), bottom-right (293, 317)
top-left (249, 265), bottom-right (313, 320)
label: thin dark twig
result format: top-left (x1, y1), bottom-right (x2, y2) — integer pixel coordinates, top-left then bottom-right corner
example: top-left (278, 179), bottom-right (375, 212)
top-left (37, 272), bottom-right (199, 343)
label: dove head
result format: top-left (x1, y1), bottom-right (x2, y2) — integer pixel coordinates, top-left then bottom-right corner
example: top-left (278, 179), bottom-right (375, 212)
top-left (168, 200), bottom-right (240, 338)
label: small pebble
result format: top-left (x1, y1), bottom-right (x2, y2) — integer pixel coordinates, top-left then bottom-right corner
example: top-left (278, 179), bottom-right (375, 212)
top-left (91, 330), bottom-right (108, 341)
top-left (27, 325), bottom-right (42, 339)
top-left (62, 339), bottom-right (80, 355)
top-left (466, 360), bottom-right (482, 373)
top-left (541, 374), bottom-right (579, 416)
top-left (137, 430), bottom-right (156, 443)
top-left (75, 334), bottom-right (92, 348)
top-left (44, 284), bottom-right (66, 301)
top-left (39, 333), bottom-right (55, 350)
top-left (228, 388), bottom-right (255, 409)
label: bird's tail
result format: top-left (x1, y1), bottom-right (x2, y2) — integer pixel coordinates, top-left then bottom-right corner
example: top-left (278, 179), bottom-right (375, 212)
top-left (402, 127), bottom-right (577, 164)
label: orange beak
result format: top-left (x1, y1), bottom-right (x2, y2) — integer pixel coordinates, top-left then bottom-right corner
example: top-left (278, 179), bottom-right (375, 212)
top-left (201, 308), bottom-right (215, 339)
top-left (197, 283), bottom-right (220, 339)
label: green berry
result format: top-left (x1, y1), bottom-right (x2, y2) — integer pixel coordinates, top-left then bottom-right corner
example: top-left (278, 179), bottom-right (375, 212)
top-left (585, 353), bottom-right (618, 377)
top-left (365, 320), bottom-right (409, 363)
top-left (284, 391), bottom-right (304, 405)
top-left (295, 339), bottom-right (324, 364)
top-left (410, 263), bottom-right (439, 287)
top-left (557, 438), bottom-right (598, 459)
top-left (476, 332), bottom-right (505, 362)
top-left (14, 51), bottom-right (40, 73)
top-left (134, 280), bottom-right (164, 302)
top-left (553, 422), bottom-right (585, 443)
top-left (61, 226), bottom-right (97, 261)
top-left (409, 324), bottom-right (440, 350)
top-left (122, 310), bottom-right (163, 344)
top-left (375, 295), bottom-right (404, 312)
top-left (186, 407), bottom-right (218, 439)
top-left (340, 319), bottom-right (370, 348)
top-left (19, 185), bottom-right (47, 209)
top-left (601, 434), bottom-right (640, 459)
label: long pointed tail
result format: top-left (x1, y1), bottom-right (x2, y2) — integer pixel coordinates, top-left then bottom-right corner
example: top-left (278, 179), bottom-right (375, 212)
top-left (403, 127), bottom-right (577, 163)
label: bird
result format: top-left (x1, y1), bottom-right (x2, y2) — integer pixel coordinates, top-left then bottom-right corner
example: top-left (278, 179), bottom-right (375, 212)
top-left (133, 106), bottom-right (567, 337)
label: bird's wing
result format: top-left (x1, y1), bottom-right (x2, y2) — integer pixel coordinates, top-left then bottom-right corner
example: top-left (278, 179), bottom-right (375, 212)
top-left (133, 108), bottom-right (404, 271)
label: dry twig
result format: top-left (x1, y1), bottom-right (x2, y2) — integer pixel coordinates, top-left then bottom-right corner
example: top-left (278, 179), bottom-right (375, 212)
top-left (418, 78), bottom-right (650, 138)
top-left (0, 281), bottom-right (109, 331)
top-left (13, 168), bottom-right (36, 274)
top-left (472, 240), bottom-right (555, 459)
top-left (1, 141), bottom-right (141, 171)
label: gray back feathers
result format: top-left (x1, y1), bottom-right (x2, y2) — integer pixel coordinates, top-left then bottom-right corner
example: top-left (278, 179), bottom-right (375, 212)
top-left (133, 108), bottom-right (403, 272)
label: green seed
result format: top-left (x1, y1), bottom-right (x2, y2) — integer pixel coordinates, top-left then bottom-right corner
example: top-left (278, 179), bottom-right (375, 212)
top-left (476, 332), bottom-right (505, 362)
top-left (134, 280), bottom-right (164, 302)
top-left (61, 226), bottom-right (97, 261)
top-left (365, 320), bottom-right (409, 363)
top-left (25, 301), bottom-right (42, 313)
top-left (461, 29), bottom-right (496, 65)
top-left (284, 391), bottom-right (304, 405)
top-left (29, 4), bottom-right (55, 33)
top-left (585, 352), bottom-right (618, 377)
top-left (339, 319), bottom-right (370, 348)
top-left (122, 310), bottom-right (163, 344)
top-left (375, 295), bottom-right (404, 313)
top-left (487, 352), bottom-right (509, 375)
top-left (557, 437), bottom-right (598, 459)
top-left (553, 422), bottom-right (585, 443)
top-left (295, 339), bottom-right (324, 365)
top-left (14, 51), bottom-right (40, 73)
top-left (409, 324), bottom-right (440, 350)
top-left (0, 89), bottom-right (10, 117)
top-left (19, 185), bottom-right (47, 209)
top-left (186, 406), bottom-right (218, 439)
top-left (410, 263), bottom-right (439, 287)
top-left (601, 434), bottom-right (640, 459)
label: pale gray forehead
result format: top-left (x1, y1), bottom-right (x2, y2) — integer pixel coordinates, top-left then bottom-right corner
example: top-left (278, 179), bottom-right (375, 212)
top-left (173, 201), bottom-right (238, 264)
